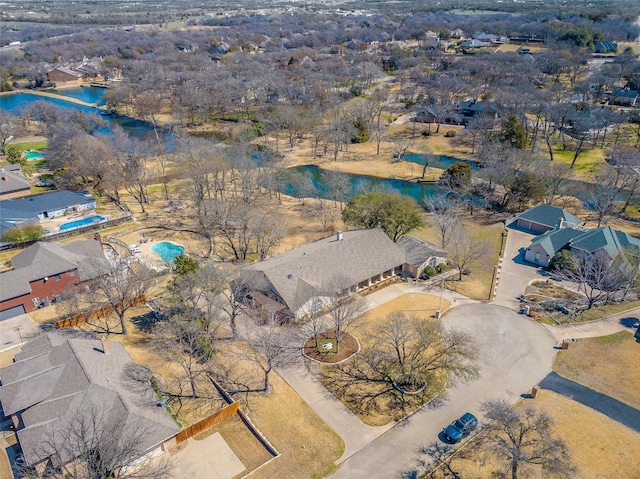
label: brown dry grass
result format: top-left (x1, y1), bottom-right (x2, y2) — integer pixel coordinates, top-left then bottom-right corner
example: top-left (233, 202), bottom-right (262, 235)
top-left (321, 293), bottom-right (451, 426)
top-left (554, 331), bottom-right (640, 410)
top-left (241, 371), bottom-right (344, 479)
top-left (430, 390), bottom-right (640, 479)
top-left (411, 219), bottom-right (505, 300)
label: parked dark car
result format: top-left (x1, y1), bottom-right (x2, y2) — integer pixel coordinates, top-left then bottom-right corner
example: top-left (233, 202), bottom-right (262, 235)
top-left (443, 412), bottom-right (478, 443)
top-left (635, 326), bottom-right (640, 341)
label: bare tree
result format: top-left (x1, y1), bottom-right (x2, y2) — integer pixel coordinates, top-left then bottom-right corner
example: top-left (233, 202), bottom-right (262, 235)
top-left (323, 313), bottom-right (478, 417)
top-left (552, 249), bottom-right (628, 308)
top-left (236, 316), bottom-right (301, 394)
top-left (83, 260), bottom-right (153, 335)
top-left (480, 398), bottom-right (574, 479)
top-left (424, 193), bottom-right (463, 249)
top-left (17, 403), bottom-right (173, 479)
top-left (325, 290), bottom-right (367, 353)
top-left (448, 231), bottom-right (491, 281)
top-left (151, 306), bottom-right (216, 398)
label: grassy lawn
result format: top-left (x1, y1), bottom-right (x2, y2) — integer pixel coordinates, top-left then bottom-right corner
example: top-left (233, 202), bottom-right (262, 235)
top-left (428, 390), bottom-right (640, 479)
top-left (412, 218), bottom-right (504, 300)
top-left (321, 293), bottom-right (451, 426)
top-left (552, 147), bottom-right (606, 176)
top-left (553, 331), bottom-right (640, 410)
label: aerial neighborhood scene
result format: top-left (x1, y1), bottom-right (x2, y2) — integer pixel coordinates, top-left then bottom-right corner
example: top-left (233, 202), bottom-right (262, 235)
top-left (1, 0), bottom-right (640, 477)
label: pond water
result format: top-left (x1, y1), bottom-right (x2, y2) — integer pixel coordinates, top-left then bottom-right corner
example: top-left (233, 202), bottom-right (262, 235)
top-left (0, 91), bottom-right (165, 144)
top-left (401, 153), bottom-right (480, 171)
top-left (51, 86), bottom-right (107, 105)
top-left (151, 242), bottom-right (184, 263)
top-left (283, 165), bottom-right (438, 204)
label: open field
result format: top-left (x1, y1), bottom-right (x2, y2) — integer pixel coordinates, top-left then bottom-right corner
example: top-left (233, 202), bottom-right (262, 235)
top-left (428, 389), bottom-right (640, 479)
top-left (553, 331), bottom-right (640, 410)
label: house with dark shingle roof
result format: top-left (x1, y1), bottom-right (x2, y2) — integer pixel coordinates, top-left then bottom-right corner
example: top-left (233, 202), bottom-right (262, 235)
top-left (0, 237), bottom-right (107, 320)
top-left (0, 164), bottom-right (30, 199)
top-left (594, 41), bottom-right (617, 54)
top-left (609, 88), bottom-right (639, 106)
top-left (0, 190), bottom-right (96, 237)
top-left (244, 229), bottom-right (443, 318)
top-left (0, 331), bottom-right (180, 473)
top-left (507, 204), bottom-right (583, 234)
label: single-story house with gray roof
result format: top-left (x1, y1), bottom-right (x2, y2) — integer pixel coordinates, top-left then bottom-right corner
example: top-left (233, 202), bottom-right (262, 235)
top-left (0, 331), bottom-right (180, 473)
top-left (507, 204), bottom-right (583, 234)
top-left (244, 229), bottom-right (446, 319)
top-left (0, 190), bottom-right (96, 237)
top-left (396, 236), bottom-right (447, 277)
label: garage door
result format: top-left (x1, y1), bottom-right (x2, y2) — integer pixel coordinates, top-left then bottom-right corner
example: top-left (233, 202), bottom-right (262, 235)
top-left (0, 305), bottom-right (26, 321)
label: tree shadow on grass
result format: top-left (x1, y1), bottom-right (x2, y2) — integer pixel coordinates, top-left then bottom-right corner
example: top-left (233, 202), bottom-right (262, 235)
top-left (131, 311), bottom-right (159, 333)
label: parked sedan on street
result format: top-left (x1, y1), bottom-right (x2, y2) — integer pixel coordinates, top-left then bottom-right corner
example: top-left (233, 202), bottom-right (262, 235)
top-left (443, 412), bottom-right (478, 443)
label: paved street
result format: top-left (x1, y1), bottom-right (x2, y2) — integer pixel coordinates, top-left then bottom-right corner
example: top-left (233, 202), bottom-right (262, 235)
top-left (329, 304), bottom-right (557, 479)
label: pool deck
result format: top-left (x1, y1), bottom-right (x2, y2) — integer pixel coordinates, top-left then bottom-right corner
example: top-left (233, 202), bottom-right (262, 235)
top-left (129, 239), bottom-right (184, 272)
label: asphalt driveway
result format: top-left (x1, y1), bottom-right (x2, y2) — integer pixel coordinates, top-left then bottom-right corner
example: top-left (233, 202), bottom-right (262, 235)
top-left (329, 303), bottom-right (557, 479)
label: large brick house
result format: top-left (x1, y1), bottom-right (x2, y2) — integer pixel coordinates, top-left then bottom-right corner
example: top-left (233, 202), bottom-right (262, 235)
top-left (0, 237), bottom-right (107, 320)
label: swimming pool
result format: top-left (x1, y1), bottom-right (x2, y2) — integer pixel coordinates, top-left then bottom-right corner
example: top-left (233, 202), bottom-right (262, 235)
top-left (151, 242), bottom-right (184, 263)
top-left (59, 215), bottom-right (106, 231)
top-left (23, 150), bottom-right (44, 161)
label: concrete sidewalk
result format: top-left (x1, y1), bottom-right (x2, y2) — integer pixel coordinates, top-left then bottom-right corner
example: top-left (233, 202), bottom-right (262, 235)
top-left (543, 307), bottom-right (640, 342)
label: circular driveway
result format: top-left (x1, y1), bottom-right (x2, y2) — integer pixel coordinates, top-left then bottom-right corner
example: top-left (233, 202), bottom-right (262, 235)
top-left (330, 303), bottom-right (557, 479)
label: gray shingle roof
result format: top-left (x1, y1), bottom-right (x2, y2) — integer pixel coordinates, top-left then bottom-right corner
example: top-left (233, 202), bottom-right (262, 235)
top-left (396, 236), bottom-right (447, 268)
top-left (0, 332), bottom-right (180, 467)
top-left (0, 190), bottom-right (95, 221)
top-left (511, 204), bottom-right (582, 230)
top-left (245, 229), bottom-right (406, 313)
top-left (0, 165), bottom-right (30, 196)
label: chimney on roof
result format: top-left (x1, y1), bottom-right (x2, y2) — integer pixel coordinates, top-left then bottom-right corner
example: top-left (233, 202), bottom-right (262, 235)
top-left (94, 232), bottom-right (102, 245)
top-left (337, 231), bottom-right (343, 241)
top-left (100, 336), bottom-right (109, 355)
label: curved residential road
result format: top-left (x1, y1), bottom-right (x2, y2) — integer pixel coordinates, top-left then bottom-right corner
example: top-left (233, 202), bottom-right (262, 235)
top-left (329, 304), bottom-right (557, 479)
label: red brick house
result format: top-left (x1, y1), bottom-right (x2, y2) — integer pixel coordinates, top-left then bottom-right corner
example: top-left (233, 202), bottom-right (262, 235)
top-left (47, 67), bottom-right (83, 83)
top-left (0, 237), bottom-right (107, 320)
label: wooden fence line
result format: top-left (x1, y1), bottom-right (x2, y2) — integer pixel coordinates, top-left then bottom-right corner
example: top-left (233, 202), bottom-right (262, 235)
top-left (175, 401), bottom-right (240, 445)
top-left (55, 294), bottom-right (146, 329)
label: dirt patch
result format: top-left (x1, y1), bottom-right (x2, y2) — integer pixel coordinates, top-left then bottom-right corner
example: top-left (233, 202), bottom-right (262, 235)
top-left (303, 331), bottom-right (359, 364)
top-left (554, 331), bottom-right (640, 410)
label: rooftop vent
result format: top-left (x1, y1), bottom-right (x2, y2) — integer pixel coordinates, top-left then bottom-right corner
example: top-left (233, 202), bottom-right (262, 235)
top-left (287, 274), bottom-right (293, 279)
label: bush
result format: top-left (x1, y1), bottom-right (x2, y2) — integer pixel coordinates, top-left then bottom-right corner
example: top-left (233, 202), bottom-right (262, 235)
top-left (424, 265), bottom-right (437, 278)
top-left (444, 130), bottom-right (457, 138)
top-left (1, 224), bottom-right (44, 244)
top-left (436, 263), bottom-right (446, 273)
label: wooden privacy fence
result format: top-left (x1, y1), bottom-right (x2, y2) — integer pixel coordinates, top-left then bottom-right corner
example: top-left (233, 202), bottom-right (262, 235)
top-left (175, 401), bottom-right (240, 444)
top-left (55, 294), bottom-right (146, 329)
